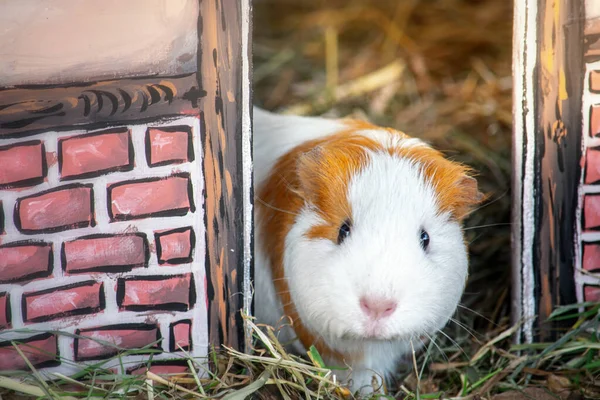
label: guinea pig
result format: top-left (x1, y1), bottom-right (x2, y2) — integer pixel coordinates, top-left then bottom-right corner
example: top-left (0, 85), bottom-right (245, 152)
top-left (252, 106), bottom-right (483, 393)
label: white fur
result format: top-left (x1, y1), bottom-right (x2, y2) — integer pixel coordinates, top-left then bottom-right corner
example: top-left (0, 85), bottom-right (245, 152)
top-left (253, 107), bottom-right (469, 394)
top-left (252, 107), bottom-right (346, 186)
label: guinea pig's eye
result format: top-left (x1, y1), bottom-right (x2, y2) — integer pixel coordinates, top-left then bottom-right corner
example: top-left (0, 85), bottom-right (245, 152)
top-left (420, 229), bottom-right (430, 250)
top-left (337, 220), bottom-right (351, 244)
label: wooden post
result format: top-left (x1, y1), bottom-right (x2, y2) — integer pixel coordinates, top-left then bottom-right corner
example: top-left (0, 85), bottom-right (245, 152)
top-left (512, 0), bottom-right (583, 343)
top-left (199, 0), bottom-right (254, 353)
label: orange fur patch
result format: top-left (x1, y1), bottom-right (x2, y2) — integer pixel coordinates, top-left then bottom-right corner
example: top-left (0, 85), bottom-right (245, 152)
top-left (256, 119), bottom-right (483, 363)
top-left (387, 145), bottom-right (483, 220)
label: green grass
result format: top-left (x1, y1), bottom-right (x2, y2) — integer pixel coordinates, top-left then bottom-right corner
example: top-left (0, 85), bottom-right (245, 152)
top-left (0, 305), bottom-right (599, 399)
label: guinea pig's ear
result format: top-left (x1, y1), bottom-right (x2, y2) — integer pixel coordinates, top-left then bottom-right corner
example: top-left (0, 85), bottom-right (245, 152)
top-left (453, 174), bottom-right (485, 220)
top-left (295, 146), bottom-right (325, 201)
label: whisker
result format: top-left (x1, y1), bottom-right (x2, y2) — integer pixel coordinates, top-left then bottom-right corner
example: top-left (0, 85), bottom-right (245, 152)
top-left (422, 332), bottom-right (449, 363)
top-left (457, 304), bottom-right (498, 327)
top-left (469, 190), bottom-right (509, 214)
top-left (468, 232), bottom-right (485, 245)
top-left (435, 329), bottom-right (467, 357)
top-left (464, 222), bottom-right (511, 231)
top-left (447, 317), bottom-right (480, 341)
top-left (255, 196), bottom-right (300, 216)
top-left (278, 174), bottom-right (303, 197)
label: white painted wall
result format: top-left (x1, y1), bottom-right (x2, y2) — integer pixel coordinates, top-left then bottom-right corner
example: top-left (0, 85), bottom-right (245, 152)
top-left (0, 0), bottom-right (198, 86)
top-left (587, 0), bottom-right (600, 19)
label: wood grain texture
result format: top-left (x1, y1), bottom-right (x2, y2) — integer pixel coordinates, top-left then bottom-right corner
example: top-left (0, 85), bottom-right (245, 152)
top-left (533, 0), bottom-right (582, 340)
top-left (199, 0), bottom-right (247, 352)
top-left (0, 74), bottom-right (205, 137)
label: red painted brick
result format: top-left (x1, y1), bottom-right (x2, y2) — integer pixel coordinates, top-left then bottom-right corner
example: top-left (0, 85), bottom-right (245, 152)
top-left (59, 128), bottom-right (132, 180)
top-left (170, 320), bottom-right (191, 351)
top-left (591, 70), bottom-right (600, 93)
top-left (0, 241), bottom-right (52, 283)
top-left (155, 227), bottom-right (195, 265)
top-left (16, 184), bottom-right (94, 234)
top-left (23, 281), bottom-right (105, 323)
top-left (585, 147), bottom-right (600, 184)
top-left (583, 243), bottom-right (600, 272)
top-left (591, 105), bottom-right (600, 138)
top-left (62, 234), bottom-right (148, 274)
top-left (108, 174), bottom-right (194, 221)
top-left (75, 324), bottom-right (161, 361)
top-left (117, 274), bottom-right (195, 311)
top-left (129, 363), bottom-right (188, 376)
top-left (0, 334), bottom-right (58, 370)
top-left (584, 285), bottom-right (600, 302)
top-left (146, 127), bottom-right (193, 167)
top-left (0, 141), bottom-right (46, 189)
top-left (0, 201), bottom-right (4, 235)
top-left (584, 194), bottom-right (600, 230)
top-left (0, 293), bottom-right (10, 329)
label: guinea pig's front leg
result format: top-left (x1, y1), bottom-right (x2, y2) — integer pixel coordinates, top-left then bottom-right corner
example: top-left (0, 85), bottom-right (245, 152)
top-left (329, 362), bottom-right (386, 396)
top-left (345, 367), bottom-right (386, 395)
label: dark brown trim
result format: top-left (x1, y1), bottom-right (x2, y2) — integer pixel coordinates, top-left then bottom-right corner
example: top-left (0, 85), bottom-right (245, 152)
top-left (199, 0), bottom-right (246, 352)
top-left (531, 0), bottom-right (583, 341)
top-left (0, 73), bottom-right (205, 137)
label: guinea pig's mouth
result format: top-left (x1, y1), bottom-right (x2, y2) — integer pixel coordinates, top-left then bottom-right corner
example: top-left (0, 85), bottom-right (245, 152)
top-left (339, 329), bottom-right (408, 342)
top-left (339, 332), bottom-right (413, 343)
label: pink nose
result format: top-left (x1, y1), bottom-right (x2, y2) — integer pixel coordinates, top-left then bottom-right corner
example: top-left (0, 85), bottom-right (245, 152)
top-left (359, 296), bottom-right (397, 320)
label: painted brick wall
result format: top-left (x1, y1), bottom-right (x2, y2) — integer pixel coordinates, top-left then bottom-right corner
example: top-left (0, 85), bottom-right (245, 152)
top-left (0, 116), bottom-right (207, 375)
top-left (578, 67), bottom-right (600, 303)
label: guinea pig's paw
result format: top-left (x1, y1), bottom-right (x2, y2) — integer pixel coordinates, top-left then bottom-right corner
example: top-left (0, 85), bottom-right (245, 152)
top-left (347, 368), bottom-right (387, 396)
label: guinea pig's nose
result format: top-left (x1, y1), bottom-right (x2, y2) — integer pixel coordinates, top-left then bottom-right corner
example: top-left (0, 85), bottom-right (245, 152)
top-left (359, 296), bottom-right (397, 320)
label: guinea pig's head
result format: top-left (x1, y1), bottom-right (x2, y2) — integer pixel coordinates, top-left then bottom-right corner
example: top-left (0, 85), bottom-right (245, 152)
top-left (283, 131), bottom-right (483, 345)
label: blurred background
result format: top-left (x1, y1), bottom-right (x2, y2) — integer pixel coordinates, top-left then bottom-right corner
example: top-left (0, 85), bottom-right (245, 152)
top-left (252, 0), bottom-right (513, 366)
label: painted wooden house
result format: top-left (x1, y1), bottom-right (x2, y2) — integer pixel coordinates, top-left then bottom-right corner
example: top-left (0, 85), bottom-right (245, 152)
top-left (513, 0), bottom-right (600, 342)
top-left (0, 0), bottom-right (252, 375)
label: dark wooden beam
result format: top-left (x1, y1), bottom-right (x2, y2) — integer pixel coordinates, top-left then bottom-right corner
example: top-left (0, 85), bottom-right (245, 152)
top-left (0, 73), bottom-right (205, 137)
top-left (532, 0), bottom-right (583, 340)
top-left (199, 0), bottom-right (249, 352)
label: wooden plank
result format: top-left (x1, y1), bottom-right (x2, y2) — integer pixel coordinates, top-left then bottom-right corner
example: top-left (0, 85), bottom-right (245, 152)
top-left (533, 0), bottom-right (582, 340)
top-left (0, 74), bottom-right (205, 137)
top-left (516, 0), bottom-right (583, 342)
top-left (512, 0), bottom-right (584, 343)
top-left (199, 0), bottom-right (251, 352)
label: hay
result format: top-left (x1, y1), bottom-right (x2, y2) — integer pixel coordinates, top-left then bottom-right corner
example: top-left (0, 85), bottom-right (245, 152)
top-left (2, 307), bottom-right (600, 399)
